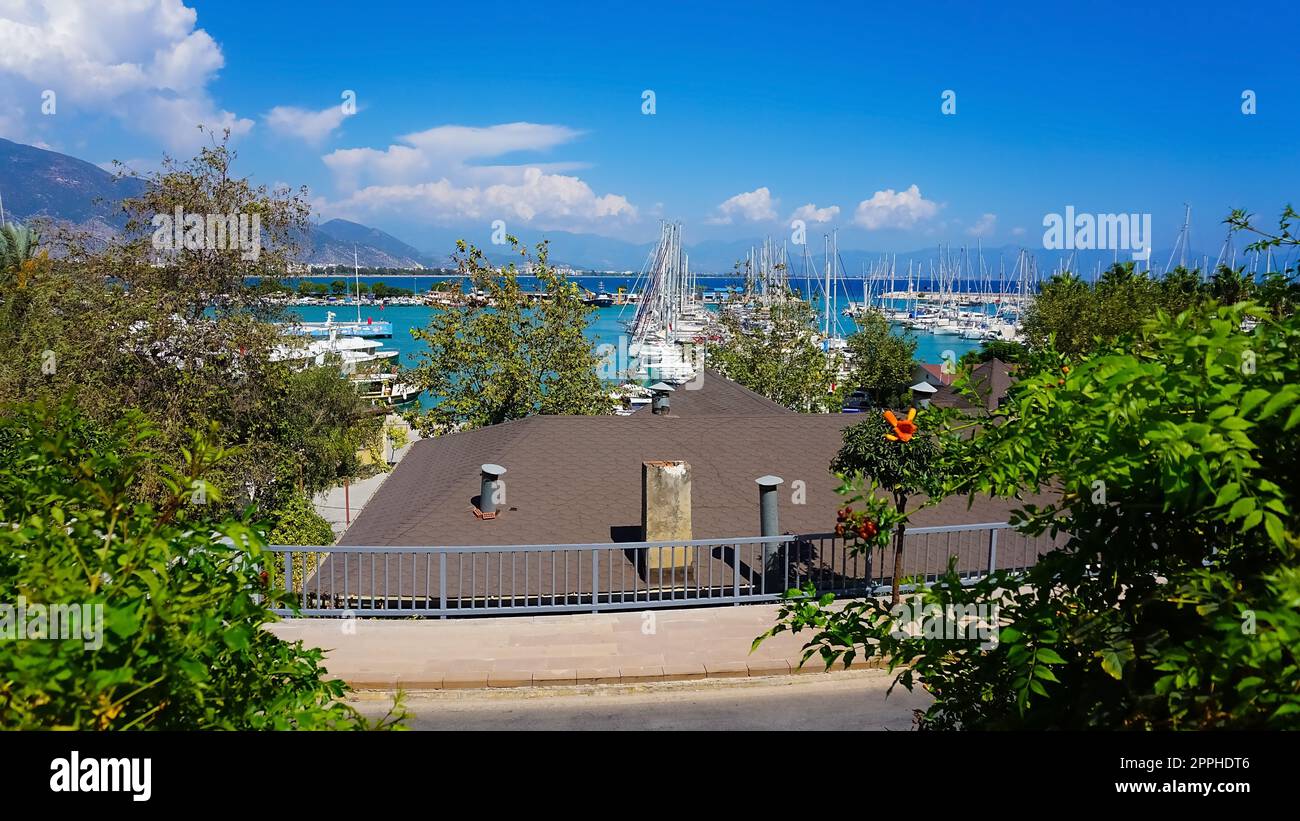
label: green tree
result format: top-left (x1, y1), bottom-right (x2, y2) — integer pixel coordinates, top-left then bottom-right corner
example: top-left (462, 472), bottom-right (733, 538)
top-left (409, 237), bottom-right (614, 434)
top-left (1024, 264), bottom-right (1178, 356)
top-left (960, 339), bottom-right (1027, 368)
top-left (765, 302), bottom-right (1300, 729)
top-left (0, 401), bottom-right (404, 730)
top-left (843, 309), bottom-right (917, 406)
top-left (830, 408), bottom-right (953, 604)
top-left (709, 294), bottom-right (839, 412)
top-left (0, 134), bottom-right (378, 528)
top-left (0, 222), bottom-right (45, 283)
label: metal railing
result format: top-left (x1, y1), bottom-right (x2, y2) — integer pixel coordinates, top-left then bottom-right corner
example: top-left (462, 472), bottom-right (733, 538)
top-left (265, 522), bottom-right (1062, 618)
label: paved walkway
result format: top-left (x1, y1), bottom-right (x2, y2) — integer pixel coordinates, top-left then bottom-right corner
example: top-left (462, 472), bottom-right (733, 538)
top-left (348, 671), bottom-right (928, 730)
top-left (266, 603), bottom-right (881, 689)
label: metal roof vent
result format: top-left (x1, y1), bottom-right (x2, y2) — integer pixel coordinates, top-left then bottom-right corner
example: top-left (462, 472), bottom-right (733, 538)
top-left (474, 463), bottom-right (507, 519)
top-left (649, 382), bottom-right (675, 415)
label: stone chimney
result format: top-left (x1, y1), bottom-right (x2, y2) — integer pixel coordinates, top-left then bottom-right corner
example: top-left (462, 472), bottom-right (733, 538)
top-left (641, 460), bottom-right (693, 575)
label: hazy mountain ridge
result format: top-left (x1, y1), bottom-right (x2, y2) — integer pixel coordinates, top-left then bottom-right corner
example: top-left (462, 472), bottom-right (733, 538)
top-left (0, 137), bottom-right (146, 228)
top-left (2, 137), bottom-right (1210, 275)
top-left (0, 138), bottom-right (431, 268)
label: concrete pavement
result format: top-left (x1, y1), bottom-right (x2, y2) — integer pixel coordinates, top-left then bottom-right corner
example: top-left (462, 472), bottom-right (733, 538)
top-left (266, 603), bottom-right (882, 690)
top-left (349, 670), bottom-right (929, 730)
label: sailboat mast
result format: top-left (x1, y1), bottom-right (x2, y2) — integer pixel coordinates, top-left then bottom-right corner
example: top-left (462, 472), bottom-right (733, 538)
top-left (353, 245), bottom-right (362, 324)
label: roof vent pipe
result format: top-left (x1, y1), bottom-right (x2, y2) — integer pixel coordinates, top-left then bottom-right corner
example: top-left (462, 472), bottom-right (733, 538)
top-left (756, 474), bottom-right (784, 585)
top-left (479, 464), bottom-right (507, 516)
top-left (648, 382), bottom-right (675, 415)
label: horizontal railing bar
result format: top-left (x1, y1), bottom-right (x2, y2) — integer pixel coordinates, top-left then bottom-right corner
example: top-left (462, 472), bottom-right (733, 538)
top-left (799, 522), bottom-right (1013, 541)
top-left (268, 523), bottom-right (1015, 554)
top-left (273, 593), bottom-right (788, 618)
top-left (267, 535), bottom-right (797, 553)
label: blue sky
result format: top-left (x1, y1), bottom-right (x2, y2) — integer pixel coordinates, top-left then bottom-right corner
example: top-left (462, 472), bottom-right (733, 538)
top-left (2, 0), bottom-right (1297, 254)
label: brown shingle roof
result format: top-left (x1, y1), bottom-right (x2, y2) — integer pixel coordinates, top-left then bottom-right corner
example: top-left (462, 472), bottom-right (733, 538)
top-left (931, 358), bottom-right (1015, 411)
top-left (631, 369), bottom-right (793, 417)
top-left (317, 373), bottom-right (1057, 603)
top-left (342, 413), bottom-right (1028, 548)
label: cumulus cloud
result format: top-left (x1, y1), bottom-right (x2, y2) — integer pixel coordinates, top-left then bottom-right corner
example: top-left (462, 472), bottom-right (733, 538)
top-left (0, 0), bottom-right (250, 151)
top-left (264, 104), bottom-right (350, 145)
top-left (315, 122), bottom-right (635, 231)
top-left (708, 187), bottom-right (778, 224)
top-left (966, 213), bottom-right (997, 237)
top-left (852, 184), bottom-right (940, 230)
top-left (790, 203), bottom-right (840, 224)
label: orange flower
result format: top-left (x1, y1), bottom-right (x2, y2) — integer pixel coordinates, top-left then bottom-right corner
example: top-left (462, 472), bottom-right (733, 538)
top-left (883, 408), bottom-right (918, 442)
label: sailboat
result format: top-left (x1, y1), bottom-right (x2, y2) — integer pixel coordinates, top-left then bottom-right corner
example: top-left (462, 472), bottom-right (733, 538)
top-left (625, 222), bottom-right (703, 384)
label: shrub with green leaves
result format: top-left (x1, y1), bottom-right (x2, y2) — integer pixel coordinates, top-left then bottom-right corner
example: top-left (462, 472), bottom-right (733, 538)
top-left (0, 401), bottom-right (402, 730)
top-left (765, 302), bottom-right (1300, 729)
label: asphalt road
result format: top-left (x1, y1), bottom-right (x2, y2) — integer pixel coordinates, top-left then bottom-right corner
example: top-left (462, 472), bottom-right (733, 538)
top-left (350, 670), bottom-right (930, 731)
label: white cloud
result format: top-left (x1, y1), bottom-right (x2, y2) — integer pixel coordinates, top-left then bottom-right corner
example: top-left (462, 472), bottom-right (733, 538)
top-left (1011, 226), bottom-right (1027, 237)
top-left (322, 123), bottom-right (584, 191)
top-left (790, 203), bottom-right (840, 224)
top-left (316, 123), bottom-right (635, 231)
top-left (966, 213), bottom-right (997, 237)
top-left (264, 104), bottom-right (350, 145)
top-left (852, 184), bottom-right (940, 230)
top-left (0, 0), bottom-right (250, 152)
top-left (709, 187), bottom-right (777, 224)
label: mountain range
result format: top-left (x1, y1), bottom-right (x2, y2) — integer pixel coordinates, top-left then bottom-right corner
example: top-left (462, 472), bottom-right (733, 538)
top-left (0, 138), bottom-right (428, 267)
top-left (1, 137), bottom-right (1208, 275)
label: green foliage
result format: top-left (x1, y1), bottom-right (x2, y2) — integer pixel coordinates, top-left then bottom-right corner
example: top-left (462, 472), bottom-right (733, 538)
top-left (831, 409), bottom-right (956, 603)
top-left (409, 237), bottom-right (614, 434)
top-left (843, 309), bottom-right (917, 406)
top-left (960, 340), bottom-right (1027, 368)
top-left (709, 294), bottom-right (840, 412)
top-left (268, 493), bottom-right (335, 547)
top-left (0, 222), bottom-right (44, 281)
top-left (1023, 265), bottom-right (1170, 357)
top-left (831, 410), bottom-right (948, 501)
top-left (105, 128), bottom-right (310, 321)
top-left (0, 136), bottom-right (378, 519)
top-left (1226, 204), bottom-right (1298, 253)
top-left (1024, 253), bottom-right (1300, 357)
top-left (0, 402), bottom-right (404, 730)
top-left (766, 301), bottom-right (1300, 728)
top-left (265, 493), bottom-right (334, 593)
top-left (371, 281), bottom-right (413, 299)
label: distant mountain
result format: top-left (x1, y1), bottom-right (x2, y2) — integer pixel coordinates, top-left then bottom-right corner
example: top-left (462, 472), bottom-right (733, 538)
top-left (307, 219), bottom-right (427, 268)
top-left (0, 136), bottom-right (146, 234)
top-left (3, 138), bottom-right (1210, 276)
top-left (0, 138), bottom-right (429, 268)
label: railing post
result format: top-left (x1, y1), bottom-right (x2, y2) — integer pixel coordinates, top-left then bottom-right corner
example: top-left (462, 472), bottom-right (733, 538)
top-left (591, 549), bottom-right (599, 613)
top-left (438, 552), bottom-right (447, 619)
top-left (732, 544), bottom-right (741, 604)
top-left (987, 528), bottom-right (999, 577)
top-left (282, 550), bottom-right (292, 604)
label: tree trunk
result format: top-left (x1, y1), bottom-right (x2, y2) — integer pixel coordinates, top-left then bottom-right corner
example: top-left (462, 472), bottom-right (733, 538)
top-left (890, 495), bottom-right (907, 606)
top-left (891, 521), bottom-right (907, 606)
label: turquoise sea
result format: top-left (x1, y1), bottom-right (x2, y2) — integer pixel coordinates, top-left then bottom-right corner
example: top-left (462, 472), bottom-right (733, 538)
top-left (281, 275), bottom-right (986, 409)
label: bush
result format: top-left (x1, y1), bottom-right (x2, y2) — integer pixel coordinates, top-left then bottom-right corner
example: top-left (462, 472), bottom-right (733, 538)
top-left (765, 302), bottom-right (1300, 729)
top-left (0, 401), bottom-right (402, 730)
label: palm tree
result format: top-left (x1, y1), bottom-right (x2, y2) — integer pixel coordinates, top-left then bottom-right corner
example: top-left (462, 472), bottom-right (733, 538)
top-left (0, 222), bottom-right (42, 288)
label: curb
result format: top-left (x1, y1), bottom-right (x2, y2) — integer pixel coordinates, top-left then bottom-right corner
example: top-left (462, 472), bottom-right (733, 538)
top-left (342, 655), bottom-right (887, 691)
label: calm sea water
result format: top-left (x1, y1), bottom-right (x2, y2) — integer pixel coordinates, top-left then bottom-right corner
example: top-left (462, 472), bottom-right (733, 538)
top-left (281, 274), bottom-right (984, 409)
